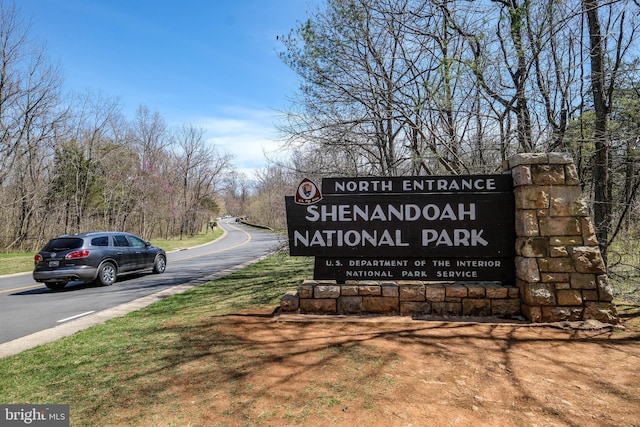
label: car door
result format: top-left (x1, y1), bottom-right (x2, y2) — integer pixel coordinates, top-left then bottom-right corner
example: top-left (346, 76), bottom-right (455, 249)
top-left (112, 234), bottom-right (134, 272)
top-left (127, 234), bottom-right (155, 270)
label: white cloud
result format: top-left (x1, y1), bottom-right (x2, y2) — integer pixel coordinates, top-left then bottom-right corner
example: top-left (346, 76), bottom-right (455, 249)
top-left (193, 107), bottom-right (289, 179)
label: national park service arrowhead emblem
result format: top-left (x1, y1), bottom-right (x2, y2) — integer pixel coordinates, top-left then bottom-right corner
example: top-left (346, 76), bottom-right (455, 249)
top-left (295, 178), bottom-right (322, 205)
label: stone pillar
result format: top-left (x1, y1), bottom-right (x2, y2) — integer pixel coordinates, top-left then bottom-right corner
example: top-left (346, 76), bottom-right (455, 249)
top-left (508, 153), bottom-right (618, 324)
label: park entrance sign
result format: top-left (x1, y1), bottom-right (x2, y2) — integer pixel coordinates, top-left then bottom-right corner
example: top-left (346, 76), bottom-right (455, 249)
top-left (281, 154), bottom-right (619, 324)
top-left (285, 175), bottom-right (515, 282)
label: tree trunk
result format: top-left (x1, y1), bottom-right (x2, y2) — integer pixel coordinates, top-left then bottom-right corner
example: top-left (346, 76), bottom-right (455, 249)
top-left (584, 0), bottom-right (611, 264)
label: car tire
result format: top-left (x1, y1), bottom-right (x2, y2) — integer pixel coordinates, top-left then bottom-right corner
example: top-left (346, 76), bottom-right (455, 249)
top-left (45, 282), bottom-right (66, 291)
top-left (152, 254), bottom-right (166, 274)
top-left (96, 262), bottom-right (117, 286)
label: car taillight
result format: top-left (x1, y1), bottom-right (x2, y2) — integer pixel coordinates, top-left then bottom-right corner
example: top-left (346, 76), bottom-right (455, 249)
top-left (65, 250), bottom-right (90, 259)
top-left (34, 254), bottom-right (43, 262)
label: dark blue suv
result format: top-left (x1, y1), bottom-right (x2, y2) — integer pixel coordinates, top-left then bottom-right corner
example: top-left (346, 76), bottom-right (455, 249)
top-left (33, 232), bottom-right (166, 290)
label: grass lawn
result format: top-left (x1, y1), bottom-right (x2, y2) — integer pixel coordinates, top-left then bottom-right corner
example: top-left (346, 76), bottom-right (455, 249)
top-left (0, 251), bottom-right (313, 425)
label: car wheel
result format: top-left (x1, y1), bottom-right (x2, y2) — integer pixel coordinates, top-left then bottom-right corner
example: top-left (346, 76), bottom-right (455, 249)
top-left (152, 254), bottom-right (166, 274)
top-left (45, 282), bottom-right (66, 291)
top-left (96, 262), bottom-right (117, 286)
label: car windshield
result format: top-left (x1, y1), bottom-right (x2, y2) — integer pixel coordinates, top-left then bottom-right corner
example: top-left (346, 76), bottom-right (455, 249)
top-left (42, 237), bottom-right (84, 252)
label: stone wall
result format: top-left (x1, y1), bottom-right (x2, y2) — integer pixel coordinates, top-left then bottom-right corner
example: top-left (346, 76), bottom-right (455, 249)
top-left (280, 281), bottom-right (522, 318)
top-left (509, 152), bottom-right (618, 323)
top-left (281, 152), bottom-right (619, 324)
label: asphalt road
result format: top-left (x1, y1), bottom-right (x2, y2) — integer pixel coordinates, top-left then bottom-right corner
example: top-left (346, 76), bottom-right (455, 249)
top-left (0, 219), bottom-right (286, 356)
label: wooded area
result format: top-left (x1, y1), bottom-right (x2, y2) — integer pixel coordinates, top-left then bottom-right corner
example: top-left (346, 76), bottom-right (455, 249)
top-left (253, 0), bottom-right (640, 276)
top-left (0, 3), bottom-right (234, 251)
top-left (1, 1), bottom-right (639, 296)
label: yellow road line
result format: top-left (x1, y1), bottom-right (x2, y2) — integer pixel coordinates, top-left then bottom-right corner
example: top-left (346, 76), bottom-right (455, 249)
top-left (172, 222), bottom-right (252, 261)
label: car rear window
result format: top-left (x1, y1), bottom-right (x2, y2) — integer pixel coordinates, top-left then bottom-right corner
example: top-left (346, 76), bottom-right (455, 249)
top-left (42, 238), bottom-right (84, 252)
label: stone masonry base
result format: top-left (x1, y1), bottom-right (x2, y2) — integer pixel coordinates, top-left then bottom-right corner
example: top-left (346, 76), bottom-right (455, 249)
top-left (281, 280), bottom-right (522, 318)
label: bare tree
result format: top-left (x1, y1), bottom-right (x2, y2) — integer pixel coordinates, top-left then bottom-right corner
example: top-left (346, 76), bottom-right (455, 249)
top-left (128, 105), bottom-right (172, 237)
top-left (248, 165), bottom-right (297, 230)
top-left (0, 2), bottom-right (66, 249)
top-left (279, 0), bottom-right (446, 176)
top-left (222, 170), bottom-right (252, 217)
top-left (44, 91), bottom-right (123, 234)
top-left (581, 0), bottom-right (638, 262)
top-left (171, 124), bottom-right (232, 237)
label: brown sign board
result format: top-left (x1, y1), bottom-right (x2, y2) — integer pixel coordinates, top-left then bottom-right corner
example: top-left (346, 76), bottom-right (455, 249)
top-left (285, 174), bottom-right (515, 282)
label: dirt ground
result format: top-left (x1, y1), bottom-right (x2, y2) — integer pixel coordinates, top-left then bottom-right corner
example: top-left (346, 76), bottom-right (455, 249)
top-left (135, 304), bottom-right (640, 427)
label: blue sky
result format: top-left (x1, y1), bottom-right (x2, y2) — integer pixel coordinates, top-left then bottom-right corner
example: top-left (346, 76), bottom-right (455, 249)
top-left (18, 0), bottom-right (318, 178)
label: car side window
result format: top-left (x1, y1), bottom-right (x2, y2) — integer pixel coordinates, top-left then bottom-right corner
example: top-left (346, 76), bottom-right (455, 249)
top-left (113, 235), bottom-right (130, 247)
top-left (128, 236), bottom-right (147, 248)
top-left (91, 236), bottom-right (109, 246)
